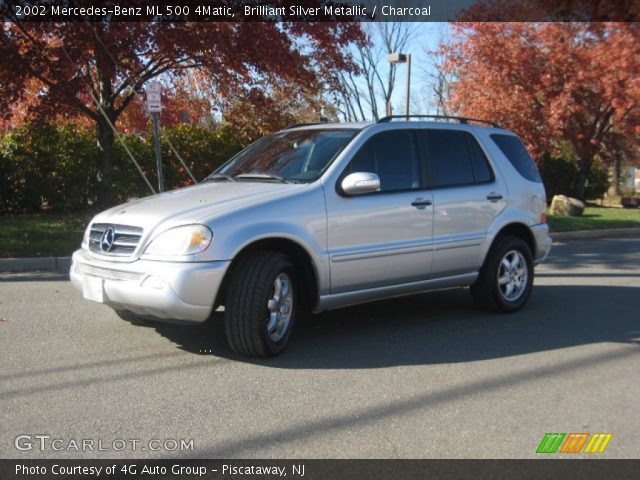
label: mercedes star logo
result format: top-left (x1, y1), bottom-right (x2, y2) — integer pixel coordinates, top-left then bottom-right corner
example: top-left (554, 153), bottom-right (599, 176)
top-left (100, 227), bottom-right (116, 253)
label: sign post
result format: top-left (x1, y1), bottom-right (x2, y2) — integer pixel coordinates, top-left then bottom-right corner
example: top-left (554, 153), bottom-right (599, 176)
top-left (146, 82), bottom-right (164, 192)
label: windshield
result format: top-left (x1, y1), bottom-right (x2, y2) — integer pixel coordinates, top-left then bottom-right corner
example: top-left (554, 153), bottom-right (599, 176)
top-left (212, 129), bottom-right (358, 183)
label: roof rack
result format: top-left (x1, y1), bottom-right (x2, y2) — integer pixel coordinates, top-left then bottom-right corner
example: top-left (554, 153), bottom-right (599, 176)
top-left (284, 121), bottom-right (330, 130)
top-left (377, 115), bottom-right (501, 129)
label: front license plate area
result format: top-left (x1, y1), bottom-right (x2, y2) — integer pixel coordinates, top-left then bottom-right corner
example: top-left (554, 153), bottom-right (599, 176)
top-left (82, 275), bottom-right (104, 303)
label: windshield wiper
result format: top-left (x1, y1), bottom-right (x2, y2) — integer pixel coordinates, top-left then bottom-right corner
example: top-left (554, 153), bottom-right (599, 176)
top-left (234, 173), bottom-right (295, 184)
top-left (203, 173), bottom-right (236, 182)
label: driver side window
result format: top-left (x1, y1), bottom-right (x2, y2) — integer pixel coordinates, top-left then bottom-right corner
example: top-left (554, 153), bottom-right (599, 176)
top-left (346, 130), bottom-right (421, 192)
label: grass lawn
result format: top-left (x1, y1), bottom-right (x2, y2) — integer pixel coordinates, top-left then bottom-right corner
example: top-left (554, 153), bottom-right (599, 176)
top-left (1, 206), bottom-right (639, 258)
top-left (0, 213), bottom-right (92, 258)
top-left (547, 206), bottom-right (640, 232)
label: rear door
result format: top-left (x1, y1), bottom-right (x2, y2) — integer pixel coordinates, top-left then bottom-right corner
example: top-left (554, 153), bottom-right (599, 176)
top-left (420, 128), bottom-right (507, 276)
top-left (325, 129), bottom-right (434, 293)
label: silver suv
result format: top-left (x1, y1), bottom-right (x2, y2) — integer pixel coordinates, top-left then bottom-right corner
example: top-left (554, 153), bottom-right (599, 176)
top-left (71, 116), bottom-right (551, 357)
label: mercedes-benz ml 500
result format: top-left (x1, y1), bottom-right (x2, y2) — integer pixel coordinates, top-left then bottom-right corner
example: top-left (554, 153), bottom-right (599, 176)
top-left (71, 116), bottom-right (551, 357)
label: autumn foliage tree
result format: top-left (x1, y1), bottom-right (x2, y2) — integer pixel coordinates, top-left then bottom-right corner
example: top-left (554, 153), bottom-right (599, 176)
top-left (440, 22), bottom-right (640, 199)
top-left (0, 11), bottom-right (361, 206)
top-left (115, 78), bottom-right (215, 135)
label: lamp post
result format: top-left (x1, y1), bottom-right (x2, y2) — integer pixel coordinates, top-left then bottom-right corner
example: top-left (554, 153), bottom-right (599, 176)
top-left (386, 52), bottom-right (412, 119)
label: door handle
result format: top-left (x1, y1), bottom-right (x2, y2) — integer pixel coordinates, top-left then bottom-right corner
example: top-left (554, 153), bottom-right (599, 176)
top-left (486, 193), bottom-right (503, 202)
top-left (411, 198), bottom-right (432, 209)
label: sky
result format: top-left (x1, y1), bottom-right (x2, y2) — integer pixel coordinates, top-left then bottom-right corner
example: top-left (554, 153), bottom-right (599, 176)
top-left (368, 22), bottom-right (450, 117)
top-left (391, 22), bottom-right (449, 113)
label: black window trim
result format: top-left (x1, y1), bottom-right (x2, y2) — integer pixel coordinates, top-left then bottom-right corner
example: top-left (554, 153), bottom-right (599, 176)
top-left (420, 128), bottom-right (496, 191)
top-left (465, 131), bottom-right (496, 185)
top-left (336, 128), bottom-right (429, 197)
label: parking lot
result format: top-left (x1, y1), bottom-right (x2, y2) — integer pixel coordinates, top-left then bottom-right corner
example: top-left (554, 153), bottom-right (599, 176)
top-left (1, 238), bottom-right (639, 458)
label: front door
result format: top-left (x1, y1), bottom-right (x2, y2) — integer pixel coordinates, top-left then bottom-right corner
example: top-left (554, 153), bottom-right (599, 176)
top-left (325, 129), bottom-right (434, 293)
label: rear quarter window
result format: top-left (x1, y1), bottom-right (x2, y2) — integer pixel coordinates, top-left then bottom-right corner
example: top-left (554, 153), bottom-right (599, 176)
top-left (491, 134), bottom-right (542, 183)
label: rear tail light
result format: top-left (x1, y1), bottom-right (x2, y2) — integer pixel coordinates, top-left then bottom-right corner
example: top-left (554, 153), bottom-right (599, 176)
top-left (540, 211), bottom-right (548, 223)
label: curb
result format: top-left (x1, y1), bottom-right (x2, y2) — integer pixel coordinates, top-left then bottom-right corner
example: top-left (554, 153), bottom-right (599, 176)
top-left (550, 227), bottom-right (640, 242)
top-left (0, 256), bottom-right (71, 273)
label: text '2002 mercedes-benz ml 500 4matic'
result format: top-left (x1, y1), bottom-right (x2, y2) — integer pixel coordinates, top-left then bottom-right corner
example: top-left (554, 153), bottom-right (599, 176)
top-left (71, 115), bottom-right (551, 358)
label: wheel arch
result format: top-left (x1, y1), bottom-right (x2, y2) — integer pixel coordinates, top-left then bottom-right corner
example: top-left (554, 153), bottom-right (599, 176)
top-left (488, 222), bottom-right (536, 261)
top-left (214, 236), bottom-right (320, 311)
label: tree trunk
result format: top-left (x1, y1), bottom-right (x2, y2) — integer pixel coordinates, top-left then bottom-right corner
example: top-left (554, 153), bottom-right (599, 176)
top-left (96, 110), bottom-right (115, 208)
top-left (95, 46), bottom-right (117, 208)
top-left (575, 148), bottom-right (597, 201)
top-left (574, 155), bottom-right (592, 201)
top-left (574, 170), bottom-right (587, 201)
top-left (612, 152), bottom-right (622, 195)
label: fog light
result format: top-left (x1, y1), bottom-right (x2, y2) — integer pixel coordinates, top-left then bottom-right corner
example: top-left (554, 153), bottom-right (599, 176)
top-left (142, 275), bottom-right (167, 289)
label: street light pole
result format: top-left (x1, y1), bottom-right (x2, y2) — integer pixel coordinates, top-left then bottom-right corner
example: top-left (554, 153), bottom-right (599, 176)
top-left (404, 54), bottom-right (411, 119)
top-left (386, 52), bottom-right (412, 119)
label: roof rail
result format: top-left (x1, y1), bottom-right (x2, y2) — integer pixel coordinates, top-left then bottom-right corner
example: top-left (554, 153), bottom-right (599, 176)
top-left (283, 121), bottom-right (330, 130)
top-left (377, 115), bottom-right (501, 129)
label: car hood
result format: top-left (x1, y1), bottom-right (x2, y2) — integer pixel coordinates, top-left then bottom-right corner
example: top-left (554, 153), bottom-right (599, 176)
top-left (92, 181), bottom-right (306, 232)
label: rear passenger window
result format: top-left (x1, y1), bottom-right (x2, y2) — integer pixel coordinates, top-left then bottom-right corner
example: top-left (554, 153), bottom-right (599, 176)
top-left (491, 134), bottom-right (542, 182)
top-left (422, 130), bottom-right (493, 188)
top-left (346, 130), bottom-right (421, 192)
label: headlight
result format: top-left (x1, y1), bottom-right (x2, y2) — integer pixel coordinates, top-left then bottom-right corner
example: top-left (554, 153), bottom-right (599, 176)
top-left (144, 225), bottom-right (212, 257)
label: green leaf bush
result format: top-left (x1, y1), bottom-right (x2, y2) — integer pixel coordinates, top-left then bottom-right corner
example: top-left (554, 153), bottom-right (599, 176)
top-left (0, 122), bottom-right (243, 213)
top-left (540, 151), bottom-right (610, 203)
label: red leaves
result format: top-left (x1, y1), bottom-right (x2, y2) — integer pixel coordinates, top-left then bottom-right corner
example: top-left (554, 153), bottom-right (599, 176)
top-left (0, 20), bottom-right (363, 205)
top-left (0, 21), bottom-right (363, 133)
top-left (441, 22), bottom-right (640, 170)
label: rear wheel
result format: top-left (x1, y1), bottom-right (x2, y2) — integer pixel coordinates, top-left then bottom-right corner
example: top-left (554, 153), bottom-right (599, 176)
top-left (225, 251), bottom-right (297, 357)
top-left (471, 235), bottom-right (534, 312)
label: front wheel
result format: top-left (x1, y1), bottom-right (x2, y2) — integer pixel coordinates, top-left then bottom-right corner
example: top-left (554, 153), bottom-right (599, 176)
top-left (471, 235), bottom-right (534, 313)
top-left (225, 251), bottom-right (297, 357)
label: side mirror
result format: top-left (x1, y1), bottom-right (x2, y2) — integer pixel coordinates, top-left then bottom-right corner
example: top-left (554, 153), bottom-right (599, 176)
top-left (341, 172), bottom-right (381, 196)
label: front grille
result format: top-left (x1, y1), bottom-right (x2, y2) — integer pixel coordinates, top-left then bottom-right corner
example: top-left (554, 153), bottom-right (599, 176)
top-left (89, 223), bottom-right (143, 256)
top-left (78, 263), bottom-right (144, 282)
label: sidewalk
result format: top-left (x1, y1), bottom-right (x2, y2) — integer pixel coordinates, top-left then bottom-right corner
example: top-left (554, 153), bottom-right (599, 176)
top-left (1, 227), bottom-right (638, 275)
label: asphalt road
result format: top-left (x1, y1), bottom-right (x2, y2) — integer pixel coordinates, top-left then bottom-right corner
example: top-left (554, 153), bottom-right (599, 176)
top-left (1, 238), bottom-right (639, 459)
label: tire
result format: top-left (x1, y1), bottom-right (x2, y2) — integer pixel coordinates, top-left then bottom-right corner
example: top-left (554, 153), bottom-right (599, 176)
top-left (470, 235), bottom-right (534, 313)
top-left (225, 251), bottom-right (297, 357)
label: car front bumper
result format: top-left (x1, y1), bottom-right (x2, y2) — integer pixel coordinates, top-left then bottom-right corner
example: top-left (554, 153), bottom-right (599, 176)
top-left (70, 249), bottom-right (230, 323)
top-left (531, 223), bottom-right (552, 265)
